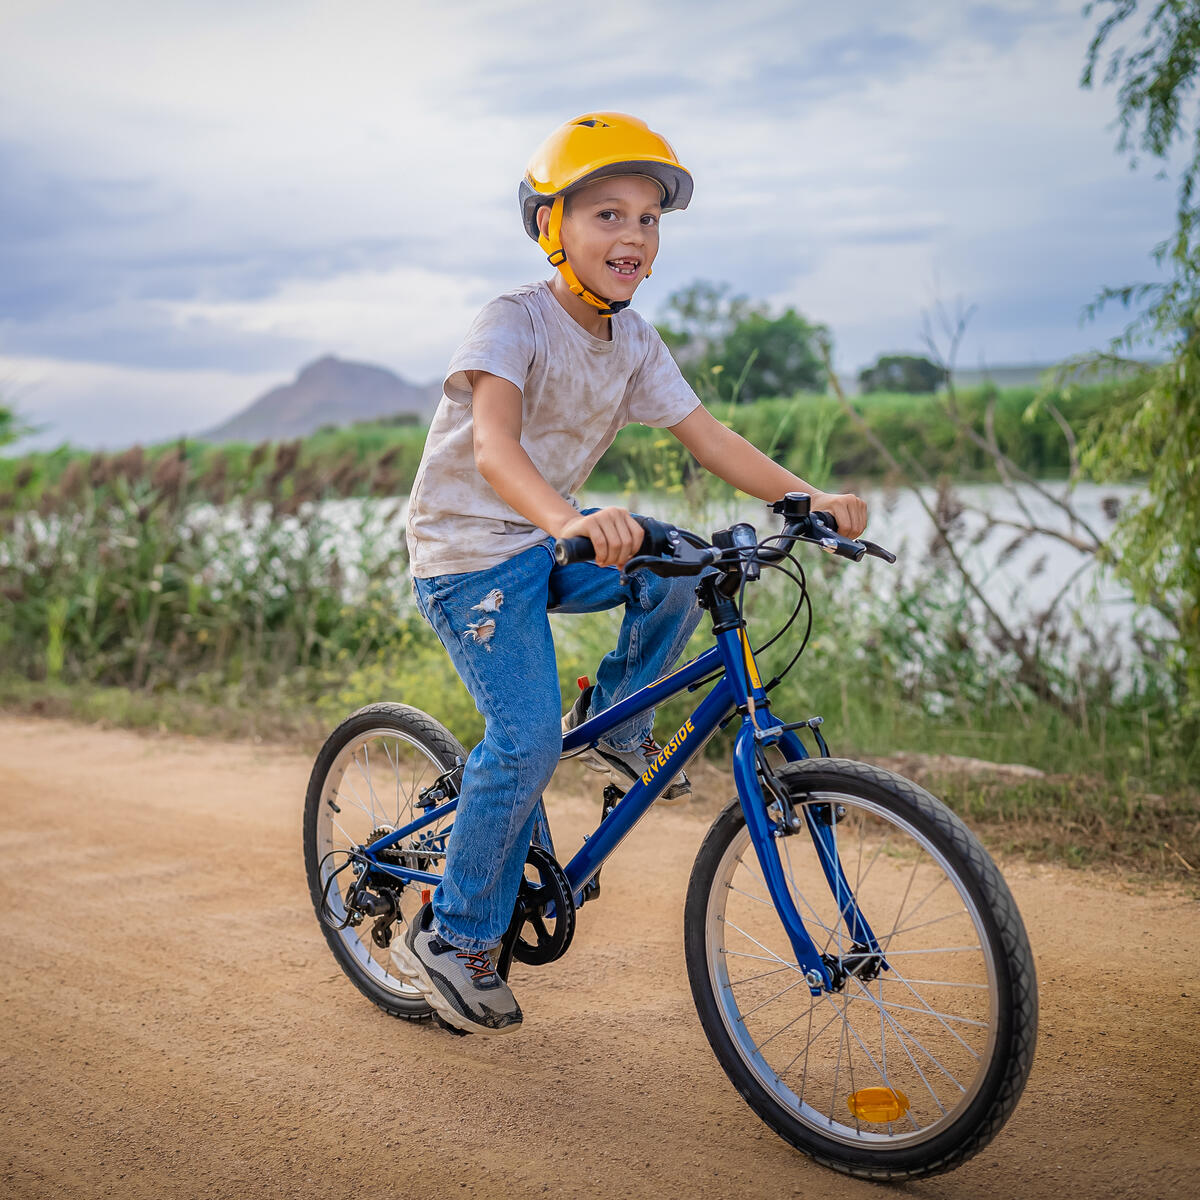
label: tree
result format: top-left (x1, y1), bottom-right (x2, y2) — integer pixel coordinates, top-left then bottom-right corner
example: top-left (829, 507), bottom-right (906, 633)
top-left (1080, 1), bottom-right (1200, 726)
top-left (858, 354), bottom-right (947, 394)
top-left (708, 308), bottom-right (829, 402)
top-left (656, 280), bottom-right (829, 402)
top-left (654, 280), bottom-right (761, 366)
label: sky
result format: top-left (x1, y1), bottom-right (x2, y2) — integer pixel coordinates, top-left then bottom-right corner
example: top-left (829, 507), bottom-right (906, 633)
top-left (0, 0), bottom-right (1177, 451)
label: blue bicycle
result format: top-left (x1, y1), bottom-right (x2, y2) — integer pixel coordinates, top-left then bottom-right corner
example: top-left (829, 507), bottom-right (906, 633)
top-left (303, 493), bottom-right (1037, 1181)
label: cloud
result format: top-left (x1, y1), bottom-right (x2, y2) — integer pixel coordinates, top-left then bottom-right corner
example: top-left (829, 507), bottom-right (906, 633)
top-left (163, 264), bottom-right (496, 379)
top-left (1, 356), bottom-right (282, 451)
top-left (0, 0), bottom-right (1179, 447)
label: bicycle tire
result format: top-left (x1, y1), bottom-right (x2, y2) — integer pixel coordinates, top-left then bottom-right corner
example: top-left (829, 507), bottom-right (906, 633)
top-left (684, 758), bottom-right (1036, 1181)
top-left (303, 702), bottom-right (465, 1021)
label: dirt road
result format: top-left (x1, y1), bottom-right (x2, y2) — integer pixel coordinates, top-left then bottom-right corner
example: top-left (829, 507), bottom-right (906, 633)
top-left (1, 715), bottom-right (1196, 1199)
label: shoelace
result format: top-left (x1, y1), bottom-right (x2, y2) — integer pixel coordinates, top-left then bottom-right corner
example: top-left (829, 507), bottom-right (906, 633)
top-left (455, 949), bottom-right (495, 981)
top-left (640, 735), bottom-right (662, 757)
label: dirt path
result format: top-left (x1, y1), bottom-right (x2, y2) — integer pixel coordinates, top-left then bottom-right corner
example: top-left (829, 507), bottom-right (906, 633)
top-left (1, 715), bottom-right (1196, 1199)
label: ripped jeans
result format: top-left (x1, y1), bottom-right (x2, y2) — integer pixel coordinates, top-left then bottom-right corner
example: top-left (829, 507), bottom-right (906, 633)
top-left (412, 539), bottom-right (702, 952)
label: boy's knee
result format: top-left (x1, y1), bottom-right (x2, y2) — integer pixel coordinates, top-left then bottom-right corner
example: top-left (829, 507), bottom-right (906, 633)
top-left (639, 571), bottom-right (699, 616)
top-left (522, 719), bottom-right (564, 788)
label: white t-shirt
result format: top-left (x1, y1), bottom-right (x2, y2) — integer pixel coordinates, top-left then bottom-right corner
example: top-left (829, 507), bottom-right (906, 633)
top-left (405, 279), bottom-right (701, 578)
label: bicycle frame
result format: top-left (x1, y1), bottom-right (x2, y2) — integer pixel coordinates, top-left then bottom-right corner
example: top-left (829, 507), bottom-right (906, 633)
top-left (359, 613), bottom-right (881, 993)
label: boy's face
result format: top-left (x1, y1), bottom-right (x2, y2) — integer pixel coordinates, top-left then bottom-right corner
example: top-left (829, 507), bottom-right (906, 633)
top-left (538, 174), bottom-right (663, 303)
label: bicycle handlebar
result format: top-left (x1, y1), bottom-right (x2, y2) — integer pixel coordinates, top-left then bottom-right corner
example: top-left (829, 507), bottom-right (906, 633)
top-left (552, 497), bottom-right (897, 572)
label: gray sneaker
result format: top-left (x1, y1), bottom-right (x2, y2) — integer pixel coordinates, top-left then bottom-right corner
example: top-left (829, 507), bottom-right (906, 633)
top-left (390, 902), bottom-right (522, 1035)
top-left (561, 686), bottom-right (691, 806)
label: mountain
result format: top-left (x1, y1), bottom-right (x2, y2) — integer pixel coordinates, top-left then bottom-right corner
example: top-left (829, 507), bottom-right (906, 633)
top-left (200, 355), bottom-right (443, 442)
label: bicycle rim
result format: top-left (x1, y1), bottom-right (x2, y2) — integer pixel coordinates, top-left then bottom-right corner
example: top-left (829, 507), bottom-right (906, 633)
top-left (705, 790), bottom-right (1001, 1151)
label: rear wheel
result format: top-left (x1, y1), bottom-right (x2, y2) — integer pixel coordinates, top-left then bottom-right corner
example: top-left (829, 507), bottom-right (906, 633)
top-left (684, 758), bottom-right (1037, 1180)
top-left (303, 702), bottom-right (464, 1020)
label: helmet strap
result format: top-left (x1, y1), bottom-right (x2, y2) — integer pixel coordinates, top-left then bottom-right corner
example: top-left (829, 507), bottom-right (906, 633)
top-left (537, 195), bottom-right (629, 318)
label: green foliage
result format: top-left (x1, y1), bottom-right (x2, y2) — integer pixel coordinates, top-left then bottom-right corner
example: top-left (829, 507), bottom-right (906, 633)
top-left (654, 280), bottom-right (759, 361)
top-left (1084, 0), bottom-right (1200, 269)
top-left (1080, 1), bottom-right (1200, 730)
top-left (590, 383), bottom-right (1124, 492)
top-left (1082, 355), bottom-right (1200, 721)
top-left (655, 280), bottom-right (829, 403)
top-left (859, 354), bottom-right (947, 395)
top-left (707, 309), bottom-right (828, 402)
top-left (0, 402), bottom-right (30, 451)
top-left (0, 464), bottom-right (416, 695)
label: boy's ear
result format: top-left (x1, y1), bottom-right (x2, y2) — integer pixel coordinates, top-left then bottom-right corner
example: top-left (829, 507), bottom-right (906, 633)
top-left (536, 203), bottom-right (552, 239)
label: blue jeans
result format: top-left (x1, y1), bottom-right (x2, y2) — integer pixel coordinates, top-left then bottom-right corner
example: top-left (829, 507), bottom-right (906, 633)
top-left (412, 540), bottom-right (702, 952)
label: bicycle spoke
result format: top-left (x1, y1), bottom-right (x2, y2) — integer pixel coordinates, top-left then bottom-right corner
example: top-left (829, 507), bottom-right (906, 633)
top-left (891, 872), bottom-right (950, 940)
top-left (781, 837), bottom-right (841, 941)
top-left (726, 965), bottom-right (797, 989)
top-left (831, 992), bottom-right (848, 1125)
top-left (849, 829), bottom-right (892, 896)
top-left (726, 881), bottom-right (775, 909)
top-left (887, 978), bottom-right (988, 989)
top-left (847, 975), bottom-right (972, 1094)
top-left (355, 745), bottom-right (381, 825)
top-left (865, 997), bottom-right (989, 1029)
top-left (886, 849), bottom-right (922, 947)
top-left (381, 738), bottom-right (402, 821)
top-left (818, 994), bottom-right (918, 1132)
top-left (879, 945), bottom-right (981, 955)
top-left (721, 948), bottom-right (799, 964)
top-left (719, 916), bottom-right (805, 974)
top-left (736, 975), bottom-right (811, 1022)
top-left (882, 908), bottom-right (968, 943)
top-left (331, 784), bottom-right (377, 825)
top-left (855, 984), bottom-right (952, 1118)
top-left (877, 965), bottom-right (985, 1059)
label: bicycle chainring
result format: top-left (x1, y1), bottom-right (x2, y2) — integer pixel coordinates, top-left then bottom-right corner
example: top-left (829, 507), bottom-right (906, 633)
top-left (509, 845), bottom-right (576, 967)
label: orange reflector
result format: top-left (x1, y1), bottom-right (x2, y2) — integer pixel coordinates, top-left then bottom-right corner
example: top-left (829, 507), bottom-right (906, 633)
top-left (847, 1087), bottom-right (910, 1123)
top-left (421, 888), bottom-right (431, 905)
top-left (577, 675), bottom-right (590, 691)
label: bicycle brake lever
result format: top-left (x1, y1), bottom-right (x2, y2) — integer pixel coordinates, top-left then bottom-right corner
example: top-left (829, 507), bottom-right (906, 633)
top-left (623, 546), bottom-right (721, 578)
top-left (860, 539), bottom-right (897, 564)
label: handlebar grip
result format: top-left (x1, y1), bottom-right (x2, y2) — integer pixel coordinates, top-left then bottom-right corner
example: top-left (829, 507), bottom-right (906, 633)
top-left (554, 536), bottom-right (596, 564)
top-left (553, 516), bottom-right (675, 566)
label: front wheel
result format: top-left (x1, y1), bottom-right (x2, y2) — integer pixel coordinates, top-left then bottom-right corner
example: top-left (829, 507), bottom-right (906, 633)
top-left (684, 758), bottom-right (1036, 1181)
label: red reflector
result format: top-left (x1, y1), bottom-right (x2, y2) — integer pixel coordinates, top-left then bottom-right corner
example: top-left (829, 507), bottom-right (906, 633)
top-left (421, 888), bottom-right (431, 905)
top-left (577, 676), bottom-right (590, 691)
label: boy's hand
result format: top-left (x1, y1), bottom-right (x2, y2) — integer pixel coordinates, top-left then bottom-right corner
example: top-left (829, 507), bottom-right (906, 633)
top-left (809, 491), bottom-right (868, 540)
top-left (557, 507), bottom-right (643, 568)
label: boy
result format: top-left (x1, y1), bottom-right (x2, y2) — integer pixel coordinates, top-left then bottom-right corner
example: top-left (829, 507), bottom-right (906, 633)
top-left (396, 112), bottom-right (867, 1035)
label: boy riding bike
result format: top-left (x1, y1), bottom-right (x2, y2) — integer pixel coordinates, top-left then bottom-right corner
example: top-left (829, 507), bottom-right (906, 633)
top-left (396, 111), bottom-right (868, 1035)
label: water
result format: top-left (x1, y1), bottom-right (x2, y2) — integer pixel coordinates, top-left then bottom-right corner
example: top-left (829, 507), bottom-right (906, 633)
top-left (310, 481), bottom-right (1160, 666)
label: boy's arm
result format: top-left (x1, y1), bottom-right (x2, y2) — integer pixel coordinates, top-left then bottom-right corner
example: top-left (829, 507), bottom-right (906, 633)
top-left (669, 405), bottom-right (868, 539)
top-left (470, 372), bottom-right (643, 566)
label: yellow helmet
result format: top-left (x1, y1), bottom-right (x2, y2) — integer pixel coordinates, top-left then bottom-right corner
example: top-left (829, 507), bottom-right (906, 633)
top-left (519, 112), bottom-right (693, 316)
